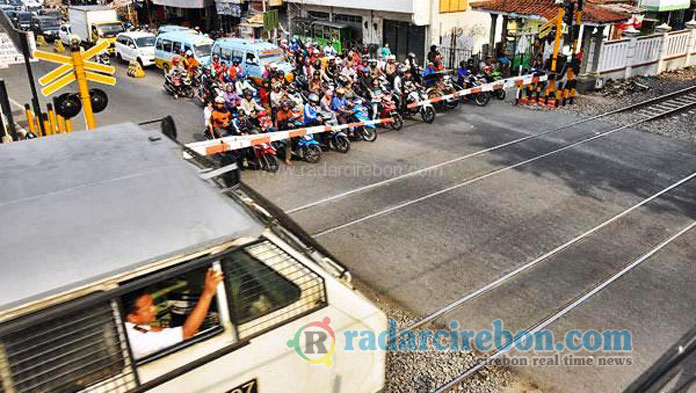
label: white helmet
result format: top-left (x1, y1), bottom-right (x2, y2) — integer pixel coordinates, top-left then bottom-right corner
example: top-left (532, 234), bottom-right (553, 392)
top-left (214, 96), bottom-right (225, 104)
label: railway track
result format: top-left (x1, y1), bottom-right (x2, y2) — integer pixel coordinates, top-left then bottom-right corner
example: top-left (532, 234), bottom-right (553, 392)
top-left (286, 85), bottom-right (696, 216)
top-left (429, 218), bottom-right (696, 393)
top-left (281, 86), bottom-right (696, 392)
top-left (306, 85), bottom-right (696, 238)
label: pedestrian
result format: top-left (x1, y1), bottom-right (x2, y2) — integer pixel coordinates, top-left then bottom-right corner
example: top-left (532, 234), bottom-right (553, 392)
top-left (380, 43), bottom-right (391, 59)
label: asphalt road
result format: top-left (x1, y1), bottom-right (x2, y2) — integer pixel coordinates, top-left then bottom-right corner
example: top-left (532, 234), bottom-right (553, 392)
top-left (2, 57), bottom-right (695, 393)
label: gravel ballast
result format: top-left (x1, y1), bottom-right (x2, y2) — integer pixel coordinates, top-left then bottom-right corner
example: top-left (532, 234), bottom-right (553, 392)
top-left (516, 67), bottom-right (696, 144)
top-left (355, 284), bottom-right (536, 393)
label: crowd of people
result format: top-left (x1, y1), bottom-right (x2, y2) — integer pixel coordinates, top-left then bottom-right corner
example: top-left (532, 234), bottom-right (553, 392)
top-left (163, 37), bottom-right (516, 166)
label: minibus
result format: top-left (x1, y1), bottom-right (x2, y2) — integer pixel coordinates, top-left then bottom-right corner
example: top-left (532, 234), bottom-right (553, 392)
top-left (211, 38), bottom-right (294, 83)
top-left (155, 31), bottom-right (213, 74)
top-left (0, 122), bottom-right (386, 393)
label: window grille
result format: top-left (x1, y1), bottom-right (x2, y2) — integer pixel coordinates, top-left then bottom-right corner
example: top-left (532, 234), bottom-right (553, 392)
top-left (223, 240), bottom-right (327, 338)
top-left (0, 301), bottom-right (137, 393)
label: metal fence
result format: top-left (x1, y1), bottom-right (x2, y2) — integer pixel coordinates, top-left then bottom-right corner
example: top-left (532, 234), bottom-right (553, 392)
top-left (437, 46), bottom-right (474, 69)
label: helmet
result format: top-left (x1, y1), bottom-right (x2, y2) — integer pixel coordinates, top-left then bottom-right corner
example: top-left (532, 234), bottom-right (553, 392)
top-left (308, 93), bottom-right (320, 103)
top-left (280, 100), bottom-right (291, 108)
top-left (387, 55), bottom-right (396, 61)
top-left (172, 56), bottom-right (180, 65)
top-left (336, 87), bottom-right (345, 95)
top-left (362, 67), bottom-right (370, 73)
top-left (232, 57), bottom-right (240, 64)
top-left (408, 52), bottom-right (416, 58)
top-left (244, 89), bottom-right (253, 96)
top-left (212, 54), bottom-right (219, 61)
top-left (397, 66), bottom-right (408, 75)
top-left (185, 50), bottom-right (193, 57)
top-left (237, 72), bottom-right (245, 79)
top-left (214, 96), bottom-right (225, 104)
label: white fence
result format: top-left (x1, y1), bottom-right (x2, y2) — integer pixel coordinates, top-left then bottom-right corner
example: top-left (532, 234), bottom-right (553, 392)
top-left (593, 25), bottom-right (696, 80)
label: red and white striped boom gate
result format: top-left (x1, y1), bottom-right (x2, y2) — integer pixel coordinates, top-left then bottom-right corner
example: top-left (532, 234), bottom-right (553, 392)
top-left (407, 73), bottom-right (549, 109)
top-left (185, 118), bottom-right (393, 157)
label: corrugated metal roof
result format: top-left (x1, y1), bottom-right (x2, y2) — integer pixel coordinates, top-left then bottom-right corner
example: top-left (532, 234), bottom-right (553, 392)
top-left (0, 123), bottom-right (263, 312)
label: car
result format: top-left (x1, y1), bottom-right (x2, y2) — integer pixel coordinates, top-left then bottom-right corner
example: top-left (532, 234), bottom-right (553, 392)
top-left (115, 31), bottom-right (156, 67)
top-left (30, 15), bottom-right (60, 42)
top-left (58, 23), bottom-right (71, 45)
top-left (13, 10), bottom-right (31, 29)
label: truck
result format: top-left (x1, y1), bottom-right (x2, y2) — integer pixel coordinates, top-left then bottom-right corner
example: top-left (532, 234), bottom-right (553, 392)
top-left (68, 5), bottom-right (123, 54)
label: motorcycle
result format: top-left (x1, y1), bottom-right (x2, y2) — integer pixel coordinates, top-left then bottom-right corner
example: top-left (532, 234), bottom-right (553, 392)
top-left (481, 66), bottom-right (506, 100)
top-left (401, 81), bottom-right (436, 124)
top-left (371, 90), bottom-right (403, 131)
top-left (197, 78), bottom-right (222, 106)
top-left (273, 111), bottom-right (323, 164)
top-left (95, 51), bottom-right (110, 66)
top-left (316, 110), bottom-right (350, 154)
top-left (350, 98), bottom-right (378, 142)
top-left (459, 73), bottom-right (490, 107)
top-left (164, 71), bottom-right (195, 99)
top-left (425, 73), bottom-right (460, 111)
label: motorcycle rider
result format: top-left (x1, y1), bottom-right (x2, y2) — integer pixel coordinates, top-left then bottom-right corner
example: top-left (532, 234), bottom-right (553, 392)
top-left (209, 96), bottom-right (233, 139)
top-left (211, 54), bottom-right (224, 76)
top-left (239, 89), bottom-right (264, 118)
top-left (166, 56), bottom-right (186, 99)
top-left (222, 83), bottom-right (241, 112)
top-left (228, 58), bottom-right (242, 81)
top-left (183, 50), bottom-right (199, 80)
top-left (320, 89), bottom-right (334, 113)
top-left (332, 87), bottom-right (353, 125)
top-left (274, 100), bottom-right (299, 165)
top-left (235, 73), bottom-right (257, 96)
top-left (384, 55), bottom-right (397, 83)
top-left (457, 59), bottom-right (472, 87)
top-left (303, 93), bottom-right (324, 127)
top-left (356, 67), bottom-right (373, 100)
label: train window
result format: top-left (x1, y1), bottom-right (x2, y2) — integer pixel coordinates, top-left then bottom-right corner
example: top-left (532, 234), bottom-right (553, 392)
top-left (222, 240), bottom-right (327, 338)
top-left (0, 301), bottom-right (137, 393)
top-left (121, 265), bottom-right (223, 362)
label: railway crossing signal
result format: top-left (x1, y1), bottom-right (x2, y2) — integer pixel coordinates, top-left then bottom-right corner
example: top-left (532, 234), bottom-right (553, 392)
top-left (34, 40), bottom-right (116, 130)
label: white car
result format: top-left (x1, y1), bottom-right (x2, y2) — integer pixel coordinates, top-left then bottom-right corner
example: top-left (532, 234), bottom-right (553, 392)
top-left (58, 23), bottom-right (71, 45)
top-left (115, 31), bottom-right (156, 67)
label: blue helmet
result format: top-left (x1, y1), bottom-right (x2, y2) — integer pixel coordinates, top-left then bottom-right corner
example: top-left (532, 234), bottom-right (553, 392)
top-left (237, 72), bottom-right (245, 79)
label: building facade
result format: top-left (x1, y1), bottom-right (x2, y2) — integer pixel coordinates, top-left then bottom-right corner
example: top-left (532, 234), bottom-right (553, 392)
top-left (149, 0), bottom-right (216, 31)
top-left (285, 0), bottom-right (490, 62)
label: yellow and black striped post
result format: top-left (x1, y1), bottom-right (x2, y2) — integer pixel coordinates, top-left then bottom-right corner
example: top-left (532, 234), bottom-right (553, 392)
top-left (24, 104), bottom-right (38, 137)
top-left (47, 103), bottom-right (58, 134)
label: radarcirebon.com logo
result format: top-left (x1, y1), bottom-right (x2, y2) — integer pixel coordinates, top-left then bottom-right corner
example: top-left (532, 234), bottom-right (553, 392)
top-left (287, 317), bottom-right (335, 367)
